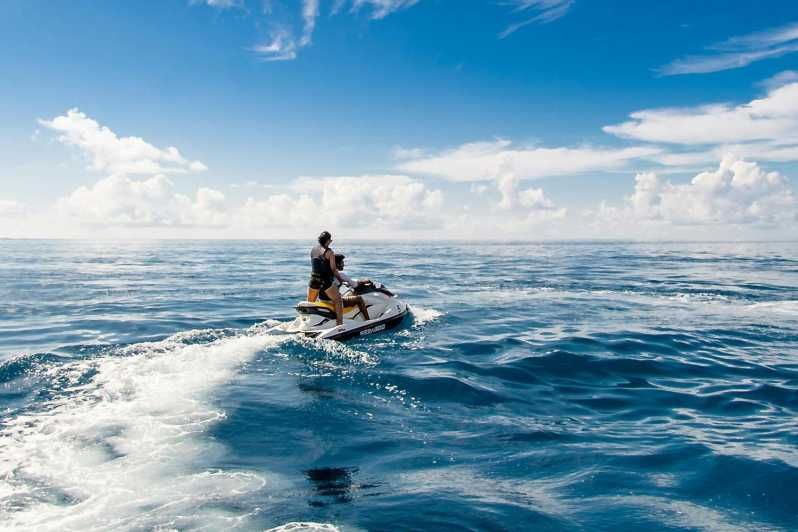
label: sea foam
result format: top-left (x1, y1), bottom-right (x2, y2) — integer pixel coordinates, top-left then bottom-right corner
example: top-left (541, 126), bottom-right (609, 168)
top-left (0, 329), bottom-right (286, 530)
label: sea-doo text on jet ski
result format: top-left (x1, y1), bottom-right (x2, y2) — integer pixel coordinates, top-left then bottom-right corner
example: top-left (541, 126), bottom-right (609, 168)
top-left (284, 281), bottom-right (408, 341)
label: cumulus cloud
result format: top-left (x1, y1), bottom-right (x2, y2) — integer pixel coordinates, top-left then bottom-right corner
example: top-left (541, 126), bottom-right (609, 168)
top-left (238, 193), bottom-right (317, 228)
top-left (39, 109), bottom-right (207, 175)
top-left (659, 21), bottom-right (798, 76)
top-left (240, 174), bottom-right (443, 230)
top-left (598, 156), bottom-right (796, 226)
top-left (398, 139), bottom-right (659, 181)
top-left (603, 82), bottom-right (798, 146)
top-left (500, 0), bottom-right (575, 38)
top-left (494, 175), bottom-right (566, 228)
top-left (58, 174), bottom-right (227, 227)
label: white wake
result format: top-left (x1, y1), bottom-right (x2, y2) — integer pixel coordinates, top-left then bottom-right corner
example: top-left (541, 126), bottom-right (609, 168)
top-left (0, 328), bottom-right (288, 530)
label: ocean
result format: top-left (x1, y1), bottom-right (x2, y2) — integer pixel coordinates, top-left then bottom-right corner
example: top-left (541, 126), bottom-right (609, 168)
top-left (1, 239), bottom-right (797, 531)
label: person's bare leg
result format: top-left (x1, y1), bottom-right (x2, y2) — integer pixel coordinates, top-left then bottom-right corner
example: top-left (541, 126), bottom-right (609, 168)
top-left (334, 296), bottom-right (343, 325)
top-left (357, 296), bottom-right (370, 320)
top-left (307, 287), bottom-right (319, 302)
top-left (342, 296), bottom-right (370, 320)
top-left (325, 285), bottom-right (343, 325)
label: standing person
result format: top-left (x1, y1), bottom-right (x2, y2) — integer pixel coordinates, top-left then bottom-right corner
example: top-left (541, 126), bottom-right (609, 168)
top-left (307, 231), bottom-right (344, 326)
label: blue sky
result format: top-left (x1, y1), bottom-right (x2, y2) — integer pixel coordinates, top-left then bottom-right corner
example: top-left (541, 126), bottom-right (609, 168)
top-left (2, 0), bottom-right (798, 239)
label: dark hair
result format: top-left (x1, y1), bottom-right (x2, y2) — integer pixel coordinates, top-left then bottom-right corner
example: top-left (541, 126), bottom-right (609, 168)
top-left (335, 253), bottom-right (345, 265)
top-left (318, 231), bottom-right (332, 247)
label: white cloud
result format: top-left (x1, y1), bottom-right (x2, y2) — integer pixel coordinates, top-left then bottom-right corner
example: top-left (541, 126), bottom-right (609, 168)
top-left (238, 193), bottom-right (317, 227)
top-left (39, 109), bottom-right (207, 176)
top-left (58, 174), bottom-right (227, 227)
top-left (603, 82), bottom-right (798, 146)
top-left (500, 0), bottom-right (574, 38)
top-left (494, 175), bottom-right (566, 228)
top-left (759, 70), bottom-right (798, 90)
top-left (470, 183), bottom-right (489, 195)
top-left (348, 0), bottom-right (420, 20)
top-left (252, 28), bottom-right (299, 61)
top-left (199, 0), bottom-right (240, 7)
top-left (0, 200), bottom-right (25, 218)
top-left (650, 142), bottom-right (798, 168)
top-left (722, 21), bottom-right (798, 50)
top-left (601, 156), bottom-right (796, 226)
top-left (298, 174), bottom-right (443, 228)
top-left (241, 0), bottom-right (567, 62)
top-left (659, 21), bottom-right (798, 76)
top-left (392, 145), bottom-right (425, 160)
top-left (300, 0), bottom-right (319, 46)
top-left (398, 139), bottom-right (660, 181)
top-left (240, 174), bottom-right (443, 230)
top-left (251, 0), bottom-right (420, 61)
top-left (660, 46), bottom-right (798, 76)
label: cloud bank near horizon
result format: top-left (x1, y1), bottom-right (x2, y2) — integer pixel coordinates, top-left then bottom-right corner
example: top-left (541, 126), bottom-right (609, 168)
top-left (5, 97), bottom-right (796, 240)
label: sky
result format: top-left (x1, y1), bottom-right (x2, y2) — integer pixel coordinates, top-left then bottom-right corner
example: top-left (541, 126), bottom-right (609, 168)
top-left (1, 0), bottom-right (798, 240)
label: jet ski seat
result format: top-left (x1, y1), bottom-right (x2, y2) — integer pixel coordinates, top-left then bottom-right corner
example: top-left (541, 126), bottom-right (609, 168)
top-left (296, 300), bottom-right (359, 318)
top-left (310, 299), bottom-right (359, 312)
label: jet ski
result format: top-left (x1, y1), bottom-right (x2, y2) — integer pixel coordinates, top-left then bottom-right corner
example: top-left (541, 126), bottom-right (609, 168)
top-left (283, 281), bottom-right (409, 341)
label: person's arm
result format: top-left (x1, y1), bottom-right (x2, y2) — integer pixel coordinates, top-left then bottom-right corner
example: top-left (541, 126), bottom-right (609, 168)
top-left (338, 271), bottom-right (356, 287)
top-left (328, 250), bottom-right (344, 282)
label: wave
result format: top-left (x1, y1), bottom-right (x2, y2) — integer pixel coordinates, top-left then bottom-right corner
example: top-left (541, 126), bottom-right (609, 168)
top-left (0, 326), bottom-right (287, 530)
top-left (266, 523), bottom-right (340, 532)
top-left (747, 300), bottom-right (798, 316)
top-left (409, 305), bottom-right (443, 325)
top-left (463, 286), bottom-right (798, 322)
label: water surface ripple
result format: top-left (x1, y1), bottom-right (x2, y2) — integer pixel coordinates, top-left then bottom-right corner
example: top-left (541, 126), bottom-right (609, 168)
top-left (1, 240), bottom-right (797, 530)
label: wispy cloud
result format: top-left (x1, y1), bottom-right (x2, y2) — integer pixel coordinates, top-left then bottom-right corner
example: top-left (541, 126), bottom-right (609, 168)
top-left (206, 0), bottom-right (573, 62)
top-left (252, 28), bottom-right (299, 61)
top-left (397, 139), bottom-right (659, 181)
top-left (252, 0), bottom-right (318, 60)
top-left (500, 0), bottom-right (574, 39)
top-left (392, 145), bottom-right (425, 160)
top-left (194, 0), bottom-right (241, 9)
top-left (249, 0), bottom-right (420, 61)
top-left (300, 0), bottom-right (319, 46)
top-left (758, 69), bottom-right (798, 90)
top-left (349, 0), bottom-right (421, 20)
top-left (659, 21), bottom-right (798, 76)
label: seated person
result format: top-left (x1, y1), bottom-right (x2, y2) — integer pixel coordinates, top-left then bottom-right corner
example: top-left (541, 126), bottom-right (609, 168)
top-left (318, 253), bottom-right (370, 321)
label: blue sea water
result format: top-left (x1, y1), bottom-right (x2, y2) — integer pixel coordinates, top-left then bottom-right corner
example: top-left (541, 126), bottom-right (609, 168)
top-left (1, 240), bottom-right (797, 531)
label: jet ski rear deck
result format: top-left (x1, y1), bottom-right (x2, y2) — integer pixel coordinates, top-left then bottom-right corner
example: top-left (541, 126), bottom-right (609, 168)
top-left (284, 281), bottom-right (409, 341)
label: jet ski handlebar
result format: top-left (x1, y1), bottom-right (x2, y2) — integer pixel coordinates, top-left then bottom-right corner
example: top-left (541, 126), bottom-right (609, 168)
top-left (353, 280), bottom-right (395, 297)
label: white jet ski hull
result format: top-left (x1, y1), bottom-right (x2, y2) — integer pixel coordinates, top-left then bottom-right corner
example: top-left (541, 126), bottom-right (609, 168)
top-left (283, 282), bottom-right (408, 341)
